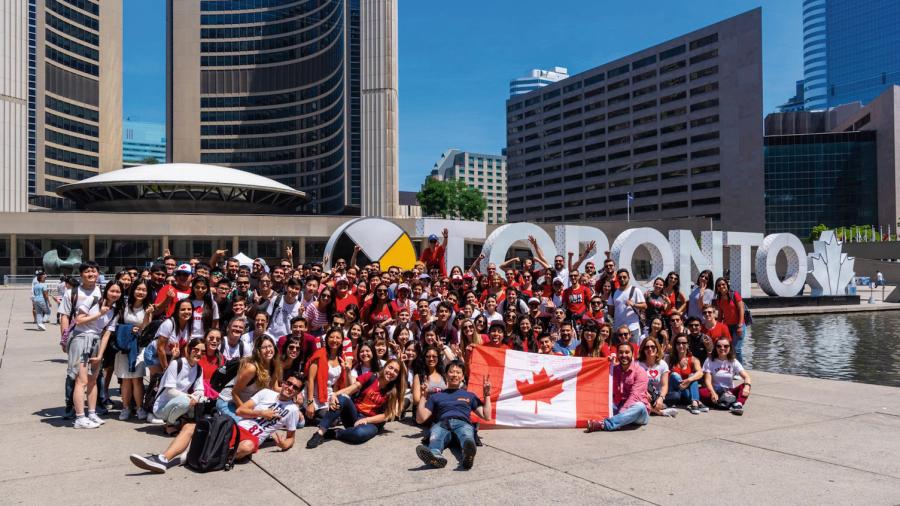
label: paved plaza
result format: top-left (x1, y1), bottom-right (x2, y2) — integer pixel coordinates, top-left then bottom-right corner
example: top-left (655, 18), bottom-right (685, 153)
top-left (1, 288), bottom-right (900, 504)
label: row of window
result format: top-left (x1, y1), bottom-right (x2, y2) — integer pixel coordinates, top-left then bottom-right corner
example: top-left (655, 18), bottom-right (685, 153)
top-left (44, 162), bottom-right (97, 181)
top-left (45, 145), bottom-right (98, 168)
top-left (201, 0), bottom-right (303, 11)
top-left (200, 103), bottom-right (342, 136)
top-left (59, 0), bottom-right (98, 16)
top-left (46, 29), bottom-right (99, 61)
top-left (46, 95), bottom-right (98, 122)
top-left (201, 29), bottom-right (340, 67)
top-left (200, 64), bottom-right (342, 107)
top-left (45, 112), bottom-right (98, 137)
top-left (509, 163), bottom-right (720, 189)
top-left (201, 125), bottom-right (343, 151)
top-left (200, 3), bottom-right (339, 52)
top-left (46, 128), bottom-right (98, 152)
top-left (46, 10), bottom-right (98, 46)
top-left (46, 46), bottom-right (98, 76)
top-left (201, 0), bottom-right (327, 24)
top-left (201, 82), bottom-right (342, 122)
top-left (46, 0), bottom-right (98, 31)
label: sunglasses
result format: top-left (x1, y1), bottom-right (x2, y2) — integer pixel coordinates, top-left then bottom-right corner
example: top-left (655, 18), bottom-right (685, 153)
top-left (283, 381), bottom-right (302, 390)
top-left (645, 345), bottom-right (657, 350)
top-left (676, 341), bottom-right (688, 346)
top-left (287, 345), bottom-right (300, 351)
top-left (716, 344), bottom-right (730, 349)
top-left (616, 332), bottom-right (630, 337)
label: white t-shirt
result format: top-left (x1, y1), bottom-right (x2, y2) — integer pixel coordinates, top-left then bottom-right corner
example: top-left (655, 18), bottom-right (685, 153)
top-left (156, 318), bottom-right (191, 353)
top-left (687, 287), bottom-right (715, 320)
top-left (268, 298), bottom-right (300, 338)
top-left (608, 285), bottom-right (645, 333)
top-left (221, 338), bottom-right (252, 361)
top-left (191, 300), bottom-right (220, 338)
top-left (236, 389), bottom-right (299, 442)
top-left (73, 300), bottom-right (119, 335)
top-left (702, 358), bottom-right (744, 390)
top-left (153, 358), bottom-right (204, 414)
top-left (639, 360), bottom-right (670, 392)
top-left (60, 285), bottom-right (101, 318)
top-left (314, 364), bottom-right (343, 409)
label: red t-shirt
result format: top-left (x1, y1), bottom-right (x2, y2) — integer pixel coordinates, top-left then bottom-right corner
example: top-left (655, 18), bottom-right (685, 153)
top-left (334, 292), bottom-right (359, 313)
top-left (563, 285), bottom-right (592, 315)
top-left (716, 292), bottom-right (743, 325)
top-left (154, 285), bottom-right (191, 318)
top-left (701, 322), bottom-right (732, 342)
top-left (420, 245), bottom-right (446, 276)
top-left (363, 302), bottom-right (394, 328)
top-left (481, 341), bottom-right (510, 350)
top-left (197, 353), bottom-right (223, 382)
top-left (354, 372), bottom-right (387, 416)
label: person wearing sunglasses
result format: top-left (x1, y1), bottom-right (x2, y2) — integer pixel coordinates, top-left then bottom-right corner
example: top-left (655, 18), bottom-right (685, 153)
top-left (637, 337), bottom-right (678, 417)
top-left (665, 333), bottom-right (707, 414)
top-left (685, 316), bottom-right (714, 364)
top-left (234, 373), bottom-right (302, 458)
top-left (687, 269), bottom-right (715, 319)
top-left (700, 304), bottom-right (731, 342)
top-left (152, 337), bottom-right (206, 432)
top-left (701, 338), bottom-right (751, 415)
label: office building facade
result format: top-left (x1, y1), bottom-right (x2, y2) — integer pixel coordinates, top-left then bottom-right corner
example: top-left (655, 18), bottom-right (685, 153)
top-left (509, 67), bottom-right (569, 97)
top-left (167, 0), bottom-right (398, 216)
top-left (803, 0), bottom-right (900, 110)
top-left (505, 10), bottom-right (763, 231)
top-left (429, 149), bottom-right (507, 224)
top-left (1, 0), bottom-right (29, 212)
top-left (765, 85), bottom-right (900, 235)
top-left (26, 0), bottom-right (122, 209)
top-left (122, 121), bottom-right (166, 166)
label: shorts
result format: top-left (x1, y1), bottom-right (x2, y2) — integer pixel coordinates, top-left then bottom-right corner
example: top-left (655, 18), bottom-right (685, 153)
top-left (66, 332), bottom-right (100, 379)
top-left (114, 349), bottom-right (146, 379)
top-left (236, 425), bottom-right (260, 454)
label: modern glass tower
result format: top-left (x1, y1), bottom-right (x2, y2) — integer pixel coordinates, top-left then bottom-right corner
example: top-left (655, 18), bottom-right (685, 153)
top-left (803, 0), bottom-right (900, 109)
top-left (167, 0), bottom-right (398, 216)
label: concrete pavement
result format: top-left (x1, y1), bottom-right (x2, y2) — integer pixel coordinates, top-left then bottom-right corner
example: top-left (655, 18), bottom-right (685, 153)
top-left (2, 288), bottom-right (900, 504)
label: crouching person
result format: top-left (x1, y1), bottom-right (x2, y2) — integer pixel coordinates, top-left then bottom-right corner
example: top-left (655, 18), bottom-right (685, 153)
top-left (586, 341), bottom-right (650, 432)
top-left (415, 360), bottom-right (491, 470)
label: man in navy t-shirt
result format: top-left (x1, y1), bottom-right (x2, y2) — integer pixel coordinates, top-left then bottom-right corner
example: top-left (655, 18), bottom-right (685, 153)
top-left (415, 360), bottom-right (492, 470)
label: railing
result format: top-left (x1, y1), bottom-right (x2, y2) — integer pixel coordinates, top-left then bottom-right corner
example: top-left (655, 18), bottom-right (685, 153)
top-left (3, 275), bottom-right (40, 285)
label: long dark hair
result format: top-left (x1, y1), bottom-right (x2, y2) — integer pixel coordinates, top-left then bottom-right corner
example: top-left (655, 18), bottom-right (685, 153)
top-left (189, 276), bottom-right (214, 332)
top-left (511, 315), bottom-right (535, 351)
top-left (102, 281), bottom-right (125, 317)
top-left (353, 340), bottom-right (381, 376)
top-left (576, 322), bottom-right (603, 357)
top-left (415, 345), bottom-right (445, 378)
top-left (280, 335), bottom-right (304, 380)
top-left (172, 299), bottom-right (194, 334)
top-left (122, 277), bottom-right (151, 320)
top-left (714, 277), bottom-right (734, 302)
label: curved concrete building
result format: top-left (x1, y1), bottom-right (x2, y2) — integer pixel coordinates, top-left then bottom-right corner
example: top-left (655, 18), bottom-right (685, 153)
top-left (168, 0), bottom-right (396, 215)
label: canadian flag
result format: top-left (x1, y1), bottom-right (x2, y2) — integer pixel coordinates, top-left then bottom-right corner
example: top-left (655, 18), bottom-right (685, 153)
top-left (467, 347), bottom-right (611, 428)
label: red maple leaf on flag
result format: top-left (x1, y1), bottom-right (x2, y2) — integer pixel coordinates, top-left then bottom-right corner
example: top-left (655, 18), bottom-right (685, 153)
top-left (515, 367), bottom-right (565, 414)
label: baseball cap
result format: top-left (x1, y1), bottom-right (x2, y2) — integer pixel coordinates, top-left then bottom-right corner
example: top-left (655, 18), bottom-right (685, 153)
top-left (553, 277), bottom-right (565, 285)
top-left (418, 273), bottom-right (431, 280)
top-left (175, 263), bottom-right (192, 274)
top-left (528, 297), bottom-right (541, 305)
top-left (451, 274), bottom-right (463, 281)
top-left (428, 234), bottom-right (438, 242)
top-left (335, 276), bottom-right (349, 285)
top-left (397, 283), bottom-right (410, 291)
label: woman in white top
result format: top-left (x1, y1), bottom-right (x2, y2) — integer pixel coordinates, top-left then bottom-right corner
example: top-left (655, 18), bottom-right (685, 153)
top-left (188, 276), bottom-right (219, 339)
top-left (701, 337), bottom-right (752, 416)
top-left (71, 282), bottom-right (123, 429)
top-left (637, 337), bottom-right (676, 417)
top-left (152, 299), bottom-right (193, 375)
top-left (115, 278), bottom-right (154, 421)
top-left (152, 337), bottom-right (205, 429)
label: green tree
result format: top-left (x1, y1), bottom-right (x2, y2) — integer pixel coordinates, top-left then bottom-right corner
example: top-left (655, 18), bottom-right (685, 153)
top-left (809, 224), bottom-right (828, 241)
top-left (417, 178), bottom-right (487, 221)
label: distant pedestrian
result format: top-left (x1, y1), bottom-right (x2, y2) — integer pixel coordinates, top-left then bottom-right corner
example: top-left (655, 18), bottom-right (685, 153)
top-left (876, 271), bottom-right (885, 287)
top-left (32, 271), bottom-right (51, 331)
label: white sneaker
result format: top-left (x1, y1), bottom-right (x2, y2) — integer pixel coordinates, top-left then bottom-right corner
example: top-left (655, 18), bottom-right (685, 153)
top-left (146, 412), bottom-right (164, 425)
top-left (87, 413), bottom-right (106, 425)
top-left (118, 409), bottom-right (132, 421)
top-left (136, 408), bottom-right (148, 420)
top-left (37, 322), bottom-right (46, 331)
top-left (662, 408), bottom-right (679, 418)
top-left (74, 417), bottom-right (99, 429)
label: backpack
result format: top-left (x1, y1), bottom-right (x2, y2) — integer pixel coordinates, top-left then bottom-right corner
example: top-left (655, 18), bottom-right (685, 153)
top-left (137, 319), bottom-right (163, 348)
top-left (728, 290), bottom-right (753, 327)
top-left (186, 414), bottom-right (240, 472)
top-left (210, 341), bottom-right (245, 393)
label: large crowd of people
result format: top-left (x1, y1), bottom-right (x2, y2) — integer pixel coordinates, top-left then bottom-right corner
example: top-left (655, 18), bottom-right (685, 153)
top-left (44, 230), bottom-right (751, 473)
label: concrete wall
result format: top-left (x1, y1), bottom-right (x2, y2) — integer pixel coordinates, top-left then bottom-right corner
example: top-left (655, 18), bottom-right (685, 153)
top-left (0, 0), bottom-right (28, 212)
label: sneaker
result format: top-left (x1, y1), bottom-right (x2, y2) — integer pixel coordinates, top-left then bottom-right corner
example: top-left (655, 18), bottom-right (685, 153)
top-left (118, 409), bottom-right (132, 421)
top-left (168, 449), bottom-right (189, 468)
top-left (146, 412), bottom-right (165, 424)
top-left (87, 413), bottom-right (105, 425)
top-left (306, 431), bottom-right (325, 449)
top-left (73, 417), bottom-right (99, 429)
top-left (461, 439), bottom-right (477, 470)
top-left (662, 408), bottom-right (678, 418)
top-left (136, 408), bottom-right (148, 420)
top-left (37, 322), bottom-right (46, 331)
top-left (322, 428), bottom-right (337, 440)
top-left (415, 444), bottom-right (447, 468)
top-left (730, 402), bottom-right (744, 416)
top-left (698, 403), bottom-right (710, 413)
top-left (688, 404), bottom-right (701, 415)
top-left (585, 419), bottom-right (604, 433)
top-left (129, 454), bottom-right (168, 474)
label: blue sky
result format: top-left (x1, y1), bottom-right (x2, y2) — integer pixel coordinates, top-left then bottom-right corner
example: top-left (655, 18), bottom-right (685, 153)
top-left (123, 1), bottom-right (802, 191)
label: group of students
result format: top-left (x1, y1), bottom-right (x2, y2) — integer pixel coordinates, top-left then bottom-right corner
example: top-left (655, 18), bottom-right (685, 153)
top-left (51, 231), bottom-right (751, 472)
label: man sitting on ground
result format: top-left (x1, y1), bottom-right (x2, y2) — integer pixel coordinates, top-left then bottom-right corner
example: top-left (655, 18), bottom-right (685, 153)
top-left (415, 360), bottom-right (491, 470)
top-left (586, 341), bottom-right (650, 432)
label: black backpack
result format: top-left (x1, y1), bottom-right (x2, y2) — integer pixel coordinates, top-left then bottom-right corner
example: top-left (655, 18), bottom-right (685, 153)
top-left (137, 319), bottom-right (163, 348)
top-left (186, 414), bottom-right (240, 472)
top-left (210, 341), bottom-right (245, 392)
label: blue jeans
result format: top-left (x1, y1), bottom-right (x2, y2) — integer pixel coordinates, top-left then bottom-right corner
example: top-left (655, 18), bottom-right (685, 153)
top-left (428, 418), bottom-right (475, 456)
top-left (216, 398), bottom-right (240, 422)
top-left (664, 372), bottom-right (700, 405)
top-left (728, 324), bottom-right (746, 364)
top-left (318, 395), bottom-right (381, 444)
top-left (603, 402), bottom-right (649, 431)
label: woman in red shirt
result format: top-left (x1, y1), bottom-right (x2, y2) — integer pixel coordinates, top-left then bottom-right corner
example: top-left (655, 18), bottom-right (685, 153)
top-left (575, 322), bottom-right (604, 357)
top-left (714, 277), bottom-right (746, 363)
top-left (306, 358), bottom-right (406, 448)
top-left (664, 333), bottom-right (705, 414)
top-left (361, 283), bottom-right (395, 332)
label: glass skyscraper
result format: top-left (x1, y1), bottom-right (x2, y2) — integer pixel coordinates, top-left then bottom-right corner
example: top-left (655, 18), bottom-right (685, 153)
top-left (764, 131), bottom-right (877, 236)
top-left (803, 0), bottom-right (900, 109)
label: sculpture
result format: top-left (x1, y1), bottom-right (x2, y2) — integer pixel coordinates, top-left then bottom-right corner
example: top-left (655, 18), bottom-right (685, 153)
top-left (808, 230), bottom-right (855, 296)
top-left (42, 247), bottom-right (83, 275)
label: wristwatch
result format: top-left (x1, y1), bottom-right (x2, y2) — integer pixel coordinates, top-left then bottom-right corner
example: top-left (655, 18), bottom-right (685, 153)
top-left (305, 399), bottom-right (314, 406)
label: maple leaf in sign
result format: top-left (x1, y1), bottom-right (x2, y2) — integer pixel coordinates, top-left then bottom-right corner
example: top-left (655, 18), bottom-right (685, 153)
top-left (515, 367), bottom-right (565, 415)
top-left (808, 230), bottom-right (855, 296)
